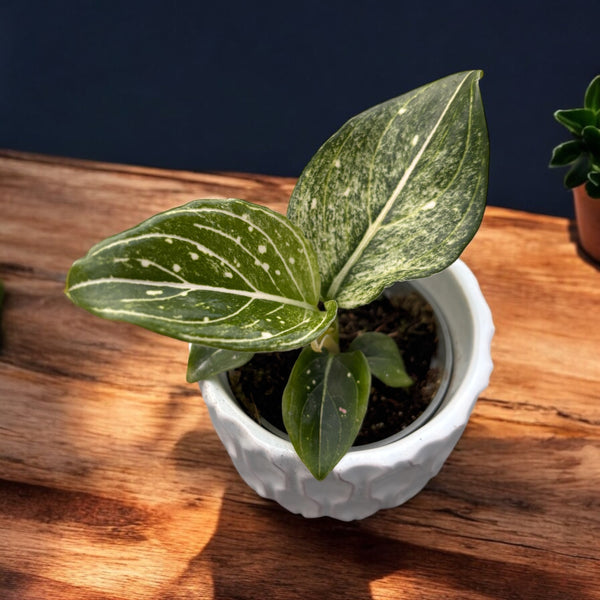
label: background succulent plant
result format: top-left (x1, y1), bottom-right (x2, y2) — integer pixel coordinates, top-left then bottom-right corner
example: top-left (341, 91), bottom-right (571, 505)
top-left (550, 75), bottom-right (600, 198)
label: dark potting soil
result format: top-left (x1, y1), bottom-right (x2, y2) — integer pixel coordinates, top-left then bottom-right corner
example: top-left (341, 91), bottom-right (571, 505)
top-left (228, 290), bottom-right (442, 446)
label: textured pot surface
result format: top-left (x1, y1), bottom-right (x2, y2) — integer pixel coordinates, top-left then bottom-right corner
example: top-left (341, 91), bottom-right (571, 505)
top-left (200, 259), bottom-right (494, 520)
top-left (573, 185), bottom-right (600, 263)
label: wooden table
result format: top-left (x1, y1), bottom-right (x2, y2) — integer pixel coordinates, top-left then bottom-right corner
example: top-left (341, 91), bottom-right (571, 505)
top-left (1, 150), bottom-right (598, 599)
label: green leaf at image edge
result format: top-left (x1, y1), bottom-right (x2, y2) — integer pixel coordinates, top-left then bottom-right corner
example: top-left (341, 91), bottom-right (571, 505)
top-left (586, 171), bottom-right (600, 198)
top-left (582, 126), bottom-right (600, 156)
top-left (282, 347), bottom-right (370, 480)
top-left (584, 75), bottom-right (600, 112)
top-left (588, 170), bottom-right (600, 185)
top-left (65, 198), bottom-right (337, 352)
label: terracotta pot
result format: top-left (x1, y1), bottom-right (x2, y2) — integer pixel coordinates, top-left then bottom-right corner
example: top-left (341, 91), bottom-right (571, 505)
top-left (573, 184), bottom-right (600, 263)
top-left (200, 259), bottom-right (494, 521)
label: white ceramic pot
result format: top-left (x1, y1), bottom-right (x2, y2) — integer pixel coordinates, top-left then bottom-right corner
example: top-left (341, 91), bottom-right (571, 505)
top-left (200, 259), bottom-right (494, 521)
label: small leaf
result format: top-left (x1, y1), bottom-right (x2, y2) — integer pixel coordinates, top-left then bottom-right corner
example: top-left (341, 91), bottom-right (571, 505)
top-left (586, 171), bottom-right (600, 198)
top-left (288, 71), bottom-right (488, 308)
top-left (282, 347), bottom-right (370, 480)
top-left (588, 170), bottom-right (600, 185)
top-left (582, 126), bottom-right (600, 157)
top-left (186, 344), bottom-right (253, 382)
top-left (549, 140), bottom-right (583, 167)
top-left (349, 332), bottom-right (413, 388)
top-left (564, 155), bottom-right (591, 188)
top-left (66, 199), bottom-right (337, 352)
top-left (584, 75), bottom-right (600, 112)
top-left (554, 109), bottom-right (596, 136)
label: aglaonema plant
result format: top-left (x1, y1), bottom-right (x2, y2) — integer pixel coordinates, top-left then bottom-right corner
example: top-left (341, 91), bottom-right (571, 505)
top-left (550, 75), bottom-right (600, 197)
top-left (66, 71), bottom-right (489, 480)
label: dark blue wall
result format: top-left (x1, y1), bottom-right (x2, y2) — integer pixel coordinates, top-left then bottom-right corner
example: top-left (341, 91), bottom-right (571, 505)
top-left (1, 0), bottom-right (599, 217)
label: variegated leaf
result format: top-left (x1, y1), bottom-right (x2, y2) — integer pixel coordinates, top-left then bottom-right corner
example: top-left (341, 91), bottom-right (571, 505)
top-left (66, 199), bottom-right (337, 351)
top-left (288, 71), bottom-right (489, 308)
top-left (186, 344), bottom-right (253, 382)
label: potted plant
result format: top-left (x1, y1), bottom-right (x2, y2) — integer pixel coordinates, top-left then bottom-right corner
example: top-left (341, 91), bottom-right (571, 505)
top-left (66, 71), bottom-right (494, 520)
top-left (550, 74), bottom-right (600, 263)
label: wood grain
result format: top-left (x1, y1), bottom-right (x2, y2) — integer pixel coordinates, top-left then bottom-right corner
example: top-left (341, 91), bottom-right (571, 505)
top-left (1, 150), bottom-right (599, 599)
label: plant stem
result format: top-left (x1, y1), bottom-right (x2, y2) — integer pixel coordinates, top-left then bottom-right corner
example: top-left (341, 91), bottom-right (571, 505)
top-left (310, 318), bottom-right (340, 354)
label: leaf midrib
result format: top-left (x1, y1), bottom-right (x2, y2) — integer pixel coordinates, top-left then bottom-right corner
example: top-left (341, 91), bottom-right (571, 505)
top-left (66, 277), bottom-right (318, 311)
top-left (325, 72), bottom-right (472, 300)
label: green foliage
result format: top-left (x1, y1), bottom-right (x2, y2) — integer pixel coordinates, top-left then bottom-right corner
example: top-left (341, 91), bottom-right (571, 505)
top-left (550, 75), bottom-right (600, 198)
top-left (66, 71), bottom-right (489, 480)
top-left (282, 347), bottom-right (371, 480)
top-left (66, 199), bottom-right (337, 352)
top-left (288, 71), bottom-right (488, 308)
top-left (349, 332), bottom-right (413, 388)
top-left (187, 344), bottom-right (253, 383)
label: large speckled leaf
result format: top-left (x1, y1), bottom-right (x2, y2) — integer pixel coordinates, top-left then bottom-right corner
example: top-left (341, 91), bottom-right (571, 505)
top-left (66, 199), bottom-right (337, 351)
top-left (288, 71), bottom-right (489, 308)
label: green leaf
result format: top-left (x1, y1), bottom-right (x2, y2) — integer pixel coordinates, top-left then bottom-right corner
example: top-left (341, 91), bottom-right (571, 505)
top-left (66, 199), bottom-right (337, 352)
top-left (186, 343), bottom-right (253, 382)
top-left (586, 171), bottom-right (600, 198)
top-left (584, 75), bottom-right (600, 112)
top-left (288, 71), bottom-right (489, 308)
top-left (582, 126), bottom-right (600, 157)
top-left (585, 181), bottom-right (600, 198)
top-left (588, 170), bottom-right (600, 185)
top-left (564, 155), bottom-right (591, 189)
top-left (549, 140), bottom-right (583, 167)
top-left (554, 109), bottom-right (596, 136)
top-left (282, 347), bottom-right (370, 480)
top-left (349, 332), bottom-right (413, 388)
